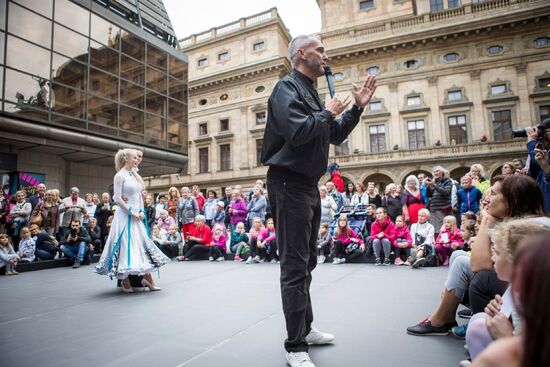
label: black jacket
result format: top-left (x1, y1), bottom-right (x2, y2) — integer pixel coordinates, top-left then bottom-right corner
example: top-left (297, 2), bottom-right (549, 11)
top-left (261, 70), bottom-right (363, 184)
top-left (426, 177), bottom-right (452, 210)
top-left (60, 227), bottom-right (91, 246)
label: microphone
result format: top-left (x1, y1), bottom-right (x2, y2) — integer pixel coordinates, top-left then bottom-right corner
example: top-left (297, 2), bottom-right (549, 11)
top-left (324, 66), bottom-right (335, 98)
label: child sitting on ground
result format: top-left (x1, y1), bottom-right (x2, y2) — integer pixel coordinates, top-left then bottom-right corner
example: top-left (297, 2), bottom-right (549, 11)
top-left (151, 225), bottom-right (166, 247)
top-left (162, 224), bottom-right (183, 258)
top-left (460, 219), bottom-right (477, 251)
top-left (393, 216), bottom-right (412, 265)
top-left (209, 224), bottom-right (226, 262)
top-left (256, 218), bottom-right (277, 263)
top-left (18, 227), bottom-right (36, 263)
top-left (0, 233), bottom-right (19, 275)
top-left (332, 214), bottom-right (364, 265)
top-left (435, 215), bottom-right (464, 266)
top-left (246, 217), bottom-right (265, 264)
top-left (408, 208), bottom-right (435, 268)
top-left (316, 223), bottom-right (333, 264)
top-left (230, 222), bottom-right (249, 262)
top-left (370, 208), bottom-right (395, 266)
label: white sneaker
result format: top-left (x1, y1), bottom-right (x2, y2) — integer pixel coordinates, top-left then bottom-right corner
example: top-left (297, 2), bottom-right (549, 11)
top-left (270, 258), bottom-right (277, 264)
top-left (286, 352), bottom-right (315, 367)
top-left (339, 258), bottom-right (346, 264)
top-left (216, 257), bottom-right (225, 262)
top-left (317, 255), bottom-right (325, 264)
top-left (305, 326), bottom-right (335, 345)
top-left (332, 258), bottom-right (340, 264)
top-left (209, 257), bottom-right (214, 262)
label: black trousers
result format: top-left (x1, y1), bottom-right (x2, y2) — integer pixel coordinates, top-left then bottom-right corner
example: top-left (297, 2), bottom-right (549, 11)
top-left (469, 270), bottom-right (508, 314)
top-left (267, 176), bottom-right (320, 353)
top-left (209, 245), bottom-right (224, 259)
top-left (183, 241), bottom-right (208, 259)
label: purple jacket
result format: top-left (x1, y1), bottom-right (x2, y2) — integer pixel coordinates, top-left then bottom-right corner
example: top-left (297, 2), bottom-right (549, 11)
top-left (229, 198), bottom-right (248, 225)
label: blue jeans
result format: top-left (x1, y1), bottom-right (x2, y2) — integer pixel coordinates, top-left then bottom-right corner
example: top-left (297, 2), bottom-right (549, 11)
top-left (61, 241), bottom-right (87, 262)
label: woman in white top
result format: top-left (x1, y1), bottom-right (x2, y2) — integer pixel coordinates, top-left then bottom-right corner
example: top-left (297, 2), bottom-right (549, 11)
top-left (350, 182), bottom-right (369, 206)
top-left (95, 149), bottom-right (169, 293)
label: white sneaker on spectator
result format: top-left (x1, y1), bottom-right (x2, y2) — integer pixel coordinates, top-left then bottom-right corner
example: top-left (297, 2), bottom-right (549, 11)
top-left (216, 257), bottom-right (225, 262)
top-left (332, 258), bottom-right (340, 264)
top-left (286, 352), bottom-right (315, 367)
top-left (317, 255), bottom-right (325, 264)
top-left (208, 257), bottom-right (214, 262)
top-left (305, 326), bottom-right (335, 345)
top-left (270, 258), bottom-right (277, 264)
top-left (339, 258), bottom-right (346, 264)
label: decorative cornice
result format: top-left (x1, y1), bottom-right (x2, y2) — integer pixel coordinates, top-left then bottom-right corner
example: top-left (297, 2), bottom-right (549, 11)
top-left (214, 132), bottom-right (234, 141)
top-left (399, 106), bottom-right (431, 114)
top-left (440, 101), bottom-right (474, 110)
top-left (192, 136), bottom-right (212, 145)
top-left (482, 95), bottom-right (520, 104)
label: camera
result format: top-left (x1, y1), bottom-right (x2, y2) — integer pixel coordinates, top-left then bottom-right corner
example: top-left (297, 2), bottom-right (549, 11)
top-left (512, 126), bottom-right (544, 140)
top-left (70, 228), bottom-right (78, 236)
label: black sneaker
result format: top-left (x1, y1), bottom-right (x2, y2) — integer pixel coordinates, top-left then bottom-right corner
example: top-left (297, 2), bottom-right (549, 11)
top-left (407, 318), bottom-right (451, 336)
top-left (458, 309), bottom-right (473, 319)
top-left (375, 258), bottom-right (382, 266)
top-left (73, 261), bottom-right (81, 269)
top-left (383, 258), bottom-right (390, 266)
top-left (412, 257), bottom-right (426, 269)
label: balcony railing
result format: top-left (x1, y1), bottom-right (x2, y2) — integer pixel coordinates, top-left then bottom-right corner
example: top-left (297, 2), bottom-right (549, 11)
top-left (330, 141), bottom-right (525, 166)
top-left (321, 0), bottom-right (543, 45)
top-left (179, 8), bottom-right (277, 48)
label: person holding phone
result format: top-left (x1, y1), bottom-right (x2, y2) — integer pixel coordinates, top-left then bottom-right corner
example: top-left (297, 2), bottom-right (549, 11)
top-left (526, 118), bottom-right (550, 213)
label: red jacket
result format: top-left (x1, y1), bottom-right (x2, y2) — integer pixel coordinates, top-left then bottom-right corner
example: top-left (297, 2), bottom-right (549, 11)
top-left (331, 171), bottom-right (345, 192)
top-left (393, 225), bottom-right (412, 248)
top-left (435, 228), bottom-right (464, 249)
top-left (370, 218), bottom-right (396, 243)
top-left (190, 224), bottom-right (212, 245)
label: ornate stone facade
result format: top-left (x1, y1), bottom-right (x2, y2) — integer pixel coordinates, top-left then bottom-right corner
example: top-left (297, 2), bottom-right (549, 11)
top-left (145, 0), bottom-right (550, 194)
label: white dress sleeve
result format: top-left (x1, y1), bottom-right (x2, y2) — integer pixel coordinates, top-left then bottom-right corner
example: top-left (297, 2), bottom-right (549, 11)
top-left (113, 173), bottom-right (130, 214)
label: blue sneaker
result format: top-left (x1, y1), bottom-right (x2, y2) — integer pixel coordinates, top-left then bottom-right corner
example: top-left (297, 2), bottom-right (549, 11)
top-left (452, 324), bottom-right (468, 339)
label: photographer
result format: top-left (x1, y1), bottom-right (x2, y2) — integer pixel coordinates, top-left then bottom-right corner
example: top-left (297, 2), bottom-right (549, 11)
top-left (60, 219), bottom-right (91, 268)
top-left (526, 118), bottom-right (550, 213)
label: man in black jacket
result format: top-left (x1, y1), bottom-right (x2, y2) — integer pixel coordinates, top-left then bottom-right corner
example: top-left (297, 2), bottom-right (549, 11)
top-left (60, 219), bottom-right (91, 268)
top-left (424, 166), bottom-right (453, 235)
top-left (261, 34), bottom-right (376, 367)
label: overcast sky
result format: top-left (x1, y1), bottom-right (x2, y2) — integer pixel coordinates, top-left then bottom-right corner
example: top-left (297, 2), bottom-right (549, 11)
top-left (163, 0), bottom-right (321, 40)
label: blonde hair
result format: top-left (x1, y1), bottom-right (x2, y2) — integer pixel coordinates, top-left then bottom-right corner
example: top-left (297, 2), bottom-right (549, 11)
top-left (114, 148), bottom-right (146, 189)
top-left (493, 219), bottom-right (550, 257)
top-left (334, 214), bottom-right (351, 238)
top-left (443, 215), bottom-right (457, 231)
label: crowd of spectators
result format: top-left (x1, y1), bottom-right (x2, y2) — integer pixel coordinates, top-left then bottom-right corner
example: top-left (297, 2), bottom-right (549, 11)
top-left (1, 120), bottom-right (550, 367)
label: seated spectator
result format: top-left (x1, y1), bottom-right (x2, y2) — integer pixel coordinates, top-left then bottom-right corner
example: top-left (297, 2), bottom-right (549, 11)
top-left (316, 223), bottom-right (333, 264)
top-left (465, 219), bottom-right (550, 364)
top-left (230, 222), bottom-right (249, 262)
top-left (151, 225), bottom-right (167, 249)
top-left (0, 187), bottom-right (9, 234)
top-left (406, 175), bottom-right (544, 337)
top-left (393, 215), bottom-right (412, 265)
top-left (0, 233), bottom-right (19, 275)
top-left (29, 223), bottom-right (58, 260)
top-left (157, 209), bottom-right (175, 232)
top-left (88, 217), bottom-right (102, 254)
top-left (60, 219), bottom-right (91, 268)
top-left (209, 224), bottom-right (227, 262)
top-left (8, 190), bottom-right (31, 250)
top-left (408, 208), bottom-right (435, 268)
top-left (456, 176), bottom-right (482, 222)
top-left (246, 217), bottom-right (265, 264)
top-left (473, 232), bottom-right (550, 367)
top-left (435, 215), bottom-right (464, 266)
top-left (160, 224), bottom-right (182, 258)
top-left (17, 227), bottom-right (36, 263)
top-left (331, 214), bottom-right (364, 265)
top-left (256, 218), bottom-right (277, 263)
top-left (363, 204), bottom-right (377, 241)
top-left (370, 207), bottom-right (395, 266)
top-left (460, 219), bottom-right (477, 251)
top-left (178, 215), bottom-right (212, 261)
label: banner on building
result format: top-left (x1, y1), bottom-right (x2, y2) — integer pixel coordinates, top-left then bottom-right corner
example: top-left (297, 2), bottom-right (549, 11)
top-left (7, 171), bottom-right (46, 196)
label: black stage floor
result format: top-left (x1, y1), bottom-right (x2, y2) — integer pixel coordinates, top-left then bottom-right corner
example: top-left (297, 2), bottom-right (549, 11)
top-left (0, 261), bottom-right (467, 366)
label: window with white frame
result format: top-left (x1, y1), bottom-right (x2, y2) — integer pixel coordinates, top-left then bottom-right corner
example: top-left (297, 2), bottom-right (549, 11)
top-left (407, 95), bottom-right (421, 106)
top-left (407, 120), bottom-right (426, 149)
top-left (491, 84), bottom-right (507, 95)
top-left (369, 101), bottom-right (382, 112)
top-left (197, 58), bottom-right (208, 67)
top-left (447, 90), bottom-right (463, 101)
top-left (253, 41), bottom-right (265, 52)
top-left (218, 51), bottom-right (229, 62)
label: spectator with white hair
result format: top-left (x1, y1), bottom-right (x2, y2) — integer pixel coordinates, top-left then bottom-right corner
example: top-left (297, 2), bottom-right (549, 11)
top-left (176, 187), bottom-right (198, 240)
top-left (382, 183), bottom-right (402, 223)
top-left (178, 215), bottom-right (212, 261)
top-left (247, 186), bottom-right (267, 229)
top-left (319, 186), bottom-right (337, 225)
top-left (401, 175), bottom-right (424, 224)
top-left (157, 209), bottom-right (175, 232)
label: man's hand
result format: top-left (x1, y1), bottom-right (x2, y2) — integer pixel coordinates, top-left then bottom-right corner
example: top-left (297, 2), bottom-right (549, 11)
top-left (526, 126), bottom-right (539, 142)
top-left (351, 75), bottom-right (377, 108)
top-left (326, 94), bottom-right (351, 116)
top-left (534, 147), bottom-right (550, 175)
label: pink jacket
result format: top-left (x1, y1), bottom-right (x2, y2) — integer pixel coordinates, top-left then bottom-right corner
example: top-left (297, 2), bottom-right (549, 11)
top-left (435, 228), bottom-right (464, 249)
top-left (157, 216), bottom-right (175, 232)
top-left (210, 234), bottom-right (227, 252)
top-left (370, 218), bottom-right (396, 243)
top-left (333, 228), bottom-right (363, 245)
top-left (393, 225), bottom-right (412, 248)
top-left (258, 228), bottom-right (276, 243)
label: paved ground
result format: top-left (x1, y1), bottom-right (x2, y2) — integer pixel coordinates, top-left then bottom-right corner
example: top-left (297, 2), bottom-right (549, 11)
top-left (0, 261), bottom-right (468, 367)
